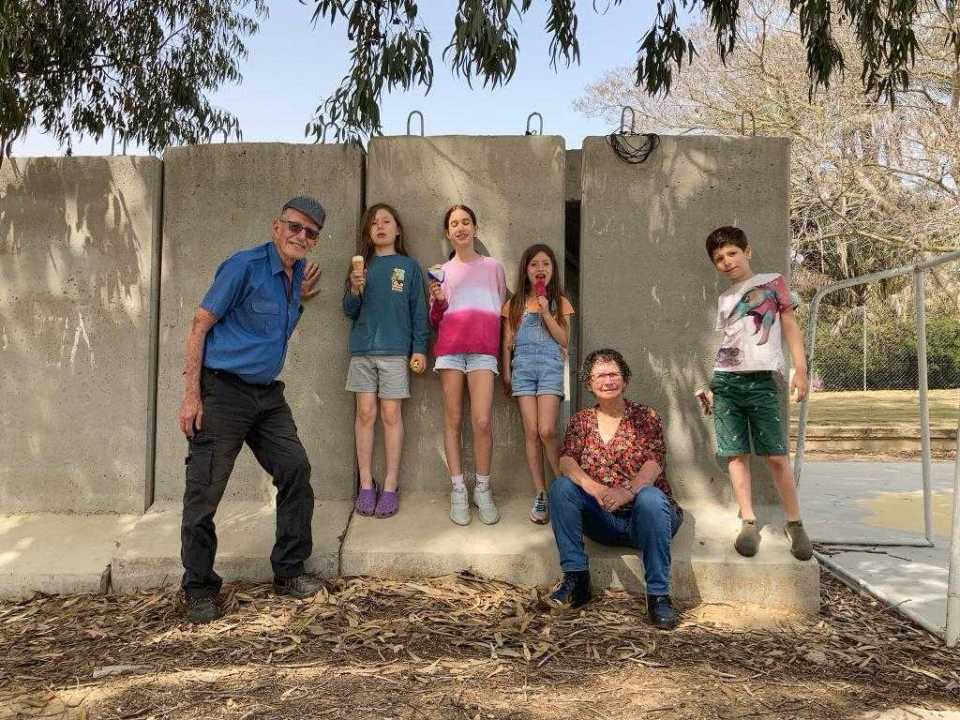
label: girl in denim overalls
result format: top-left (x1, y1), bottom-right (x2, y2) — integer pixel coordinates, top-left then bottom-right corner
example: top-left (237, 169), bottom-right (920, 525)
top-left (501, 244), bottom-right (575, 524)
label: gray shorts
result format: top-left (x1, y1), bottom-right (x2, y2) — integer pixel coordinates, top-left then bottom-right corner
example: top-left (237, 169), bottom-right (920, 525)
top-left (345, 355), bottom-right (410, 399)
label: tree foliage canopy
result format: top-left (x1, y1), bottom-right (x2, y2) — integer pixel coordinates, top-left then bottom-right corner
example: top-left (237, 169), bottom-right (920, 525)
top-left (0, 0), bottom-right (266, 158)
top-left (0, 0), bottom-right (934, 150)
top-left (309, 0), bottom-right (928, 141)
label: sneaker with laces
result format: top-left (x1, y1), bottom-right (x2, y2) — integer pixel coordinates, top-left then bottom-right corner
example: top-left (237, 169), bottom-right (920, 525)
top-left (185, 594), bottom-right (221, 624)
top-left (273, 574), bottom-right (324, 599)
top-left (529, 491), bottom-right (548, 524)
top-left (544, 571), bottom-right (591, 612)
top-left (450, 487), bottom-right (471, 525)
top-left (472, 484), bottom-right (500, 525)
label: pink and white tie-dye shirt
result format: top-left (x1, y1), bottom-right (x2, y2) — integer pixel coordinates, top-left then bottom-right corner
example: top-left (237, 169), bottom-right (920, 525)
top-left (429, 255), bottom-right (507, 358)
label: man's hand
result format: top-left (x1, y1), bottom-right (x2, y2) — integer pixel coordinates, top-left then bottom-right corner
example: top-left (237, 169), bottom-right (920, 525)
top-left (178, 392), bottom-right (203, 439)
top-left (600, 485), bottom-right (634, 512)
top-left (790, 368), bottom-right (809, 403)
top-left (696, 388), bottom-right (714, 416)
top-left (301, 262), bottom-right (322, 300)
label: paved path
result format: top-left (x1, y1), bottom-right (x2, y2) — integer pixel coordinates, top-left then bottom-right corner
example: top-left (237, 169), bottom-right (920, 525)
top-left (799, 461), bottom-right (957, 639)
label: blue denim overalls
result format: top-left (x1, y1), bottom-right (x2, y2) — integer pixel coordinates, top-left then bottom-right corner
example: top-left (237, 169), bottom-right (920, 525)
top-left (510, 308), bottom-right (565, 396)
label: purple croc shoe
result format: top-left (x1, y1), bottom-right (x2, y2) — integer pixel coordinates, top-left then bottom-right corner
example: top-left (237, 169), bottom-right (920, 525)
top-left (355, 484), bottom-right (377, 516)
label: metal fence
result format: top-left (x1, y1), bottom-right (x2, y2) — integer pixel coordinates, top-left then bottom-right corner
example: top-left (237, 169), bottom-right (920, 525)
top-left (793, 249), bottom-right (960, 647)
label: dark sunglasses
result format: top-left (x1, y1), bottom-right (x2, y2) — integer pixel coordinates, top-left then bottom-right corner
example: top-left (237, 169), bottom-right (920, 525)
top-left (280, 218), bottom-right (320, 241)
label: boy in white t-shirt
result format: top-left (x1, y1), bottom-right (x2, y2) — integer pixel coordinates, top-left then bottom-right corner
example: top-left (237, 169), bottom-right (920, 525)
top-left (696, 226), bottom-right (813, 561)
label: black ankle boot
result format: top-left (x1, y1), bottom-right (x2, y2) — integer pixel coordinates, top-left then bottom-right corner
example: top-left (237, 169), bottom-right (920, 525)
top-left (646, 594), bottom-right (678, 630)
top-left (545, 570), bottom-right (591, 611)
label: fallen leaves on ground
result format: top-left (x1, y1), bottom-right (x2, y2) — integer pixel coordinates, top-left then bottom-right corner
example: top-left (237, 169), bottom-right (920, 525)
top-left (0, 572), bottom-right (958, 720)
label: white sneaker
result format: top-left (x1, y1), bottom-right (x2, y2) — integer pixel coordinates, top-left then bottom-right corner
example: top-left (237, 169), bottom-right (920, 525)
top-left (450, 487), bottom-right (471, 526)
top-left (473, 485), bottom-right (500, 525)
top-left (529, 491), bottom-right (548, 524)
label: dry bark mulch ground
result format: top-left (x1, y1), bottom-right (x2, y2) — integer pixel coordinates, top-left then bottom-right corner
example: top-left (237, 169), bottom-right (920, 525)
top-left (2, 572), bottom-right (959, 720)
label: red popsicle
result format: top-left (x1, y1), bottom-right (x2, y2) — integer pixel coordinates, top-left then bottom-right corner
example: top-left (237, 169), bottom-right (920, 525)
top-left (534, 279), bottom-right (547, 297)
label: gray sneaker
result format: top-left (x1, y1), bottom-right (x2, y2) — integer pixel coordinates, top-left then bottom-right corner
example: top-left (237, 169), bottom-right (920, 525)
top-left (450, 487), bottom-right (471, 525)
top-left (473, 485), bottom-right (500, 525)
top-left (529, 491), bottom-right (548, 524)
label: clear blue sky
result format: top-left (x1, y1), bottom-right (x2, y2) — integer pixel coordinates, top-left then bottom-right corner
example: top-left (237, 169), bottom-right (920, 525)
top-left (17, 1), bottom-right (694, 156)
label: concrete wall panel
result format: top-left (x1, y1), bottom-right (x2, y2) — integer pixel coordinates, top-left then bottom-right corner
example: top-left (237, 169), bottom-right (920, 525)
top-left (365, 136), bottom-right (566, 496)
top-left (154, 144), bottom-right (362, 502)
top-left (579, 135), bottom-right (791, 509)
top-left (0, 156), bottom-right (160, 513)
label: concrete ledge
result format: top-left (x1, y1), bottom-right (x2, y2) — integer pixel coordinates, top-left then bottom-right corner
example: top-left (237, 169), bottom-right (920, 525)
top-left (111, 499), bottom-right (353, 593)
top-left (790, 424), bottom-right (957, 453)
top-left (341, 494), bottom-right (819, 614)
top-left (0, 514), bottom-right (140, 600)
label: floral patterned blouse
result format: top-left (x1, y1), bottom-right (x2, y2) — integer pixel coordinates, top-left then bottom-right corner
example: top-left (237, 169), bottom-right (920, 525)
top-left (559, 399), bottom-right (678, 509)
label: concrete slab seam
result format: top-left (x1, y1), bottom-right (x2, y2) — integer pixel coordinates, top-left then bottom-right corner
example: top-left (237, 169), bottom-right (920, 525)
top-left (144, 159), bottom-right (165, 511)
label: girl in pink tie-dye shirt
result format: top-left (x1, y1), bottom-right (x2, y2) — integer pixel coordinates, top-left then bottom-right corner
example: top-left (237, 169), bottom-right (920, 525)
top-left (428, 205), bottom-right (507, 527)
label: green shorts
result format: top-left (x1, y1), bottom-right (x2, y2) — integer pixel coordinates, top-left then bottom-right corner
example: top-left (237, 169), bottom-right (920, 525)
top-left (710, 371), bottom-right (788, 457)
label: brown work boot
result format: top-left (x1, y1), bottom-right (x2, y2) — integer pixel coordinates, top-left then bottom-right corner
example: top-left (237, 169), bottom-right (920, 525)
top-left (734, 519), bottom-right (760, 557)
top-left (786, 520), bottom-right (813, 561)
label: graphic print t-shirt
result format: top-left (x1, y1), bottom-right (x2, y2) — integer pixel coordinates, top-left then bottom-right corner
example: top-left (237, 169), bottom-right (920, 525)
top-left (714, 272), bottom-right (796, 375)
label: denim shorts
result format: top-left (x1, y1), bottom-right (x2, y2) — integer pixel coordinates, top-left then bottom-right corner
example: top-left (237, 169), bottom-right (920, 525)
top-left (345, 355), bottom-right (409, 399)
top-left (511, 349), bottom-right (564, 397)
top-left (434, 353), bottom-right (499, 375)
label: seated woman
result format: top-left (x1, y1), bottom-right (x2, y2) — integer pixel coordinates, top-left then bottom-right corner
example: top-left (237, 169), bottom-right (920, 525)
top-left (546, 348), bottom-right (684, 629)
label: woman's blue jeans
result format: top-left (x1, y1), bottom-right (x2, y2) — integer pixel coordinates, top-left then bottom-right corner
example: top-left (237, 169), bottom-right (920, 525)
top-left (548, 475), bottom-right (682, 596)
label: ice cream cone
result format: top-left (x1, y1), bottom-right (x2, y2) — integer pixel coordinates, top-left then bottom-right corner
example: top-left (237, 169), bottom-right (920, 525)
top-left (427, 264), bottom-right (445, 284)
top-left (352, 255), bottom-right (365, 293)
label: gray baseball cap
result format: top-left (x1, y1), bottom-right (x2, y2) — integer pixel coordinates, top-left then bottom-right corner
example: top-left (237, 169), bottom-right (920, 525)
top-left (282, 195), bottom-right (326, 229)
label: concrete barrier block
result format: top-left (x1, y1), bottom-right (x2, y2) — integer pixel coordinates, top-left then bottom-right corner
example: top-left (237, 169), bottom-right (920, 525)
top-left (111, 499), bottom-right (352, 592)
top-left (154, 143), bottom-right (363, 505)
top-left (0, 513), bottom-right (140, 600)
top-left (340, 495), bottom-right (819, 613)
top-left (0, 156), bottom-right (161, 513)
top-left (579, 135), bottom-right (792, 511)
top-left (364, 136), bottom-right (566, 497)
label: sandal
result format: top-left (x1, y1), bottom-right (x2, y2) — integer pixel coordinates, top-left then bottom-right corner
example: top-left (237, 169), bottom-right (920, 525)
top-left (355, 484), bottom-right (377, 516)
top-left (375, 490), bottom-right (399, 518)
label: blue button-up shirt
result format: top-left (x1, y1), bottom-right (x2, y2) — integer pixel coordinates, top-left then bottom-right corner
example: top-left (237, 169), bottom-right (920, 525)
top-left (201, 241), bottom-right (305, 384)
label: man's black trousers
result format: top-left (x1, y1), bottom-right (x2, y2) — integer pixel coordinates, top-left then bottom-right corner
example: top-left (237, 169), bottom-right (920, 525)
top-left (181, 368), bottom-right (314, 597)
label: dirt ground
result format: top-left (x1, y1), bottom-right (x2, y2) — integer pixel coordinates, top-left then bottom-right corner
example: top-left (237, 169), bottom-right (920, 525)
top-left (2, 571), bottom-right (959, 720)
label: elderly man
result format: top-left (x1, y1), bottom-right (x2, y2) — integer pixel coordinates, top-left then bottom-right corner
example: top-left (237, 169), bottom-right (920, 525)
top-left (546, 348), bottom-right (683, 630)
top-left (177, 196), bottom-right (325, 623)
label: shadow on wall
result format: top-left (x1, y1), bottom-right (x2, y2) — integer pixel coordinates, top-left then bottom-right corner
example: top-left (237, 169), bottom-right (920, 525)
top-left (0, 156), bottom-right (155, 513)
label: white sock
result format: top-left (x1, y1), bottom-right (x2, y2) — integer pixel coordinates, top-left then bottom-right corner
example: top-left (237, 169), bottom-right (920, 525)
top-left (451, 474), bottom-right (466, 491)
top-left (476, 474), bottom-right (491, 491)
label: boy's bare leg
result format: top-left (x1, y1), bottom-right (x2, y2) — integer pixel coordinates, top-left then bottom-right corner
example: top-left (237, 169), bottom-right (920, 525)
top-left (518, 396), bottom-right (546, 493)
top-left (727, 454), bottom-right (755, 520)
top-left (765, 454), bottom-right (812, 559)
top-left (380, 399), bottom-right (403, 493)
top-left (355, 393), bottom-right (378, 490)
top-left (765, 454), bottom-right (801, 522)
